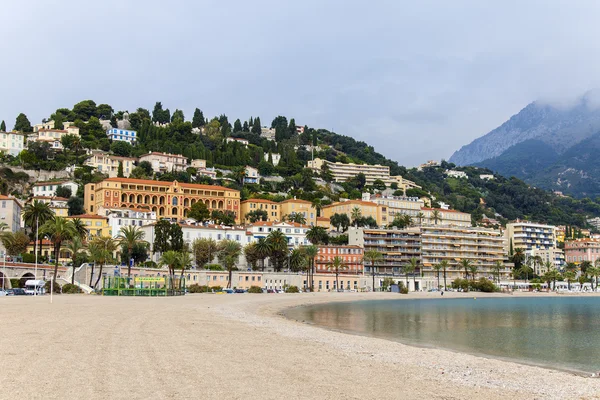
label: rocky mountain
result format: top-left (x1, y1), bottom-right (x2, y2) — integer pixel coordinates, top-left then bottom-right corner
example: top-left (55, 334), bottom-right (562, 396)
top-left (450, 91), bottom-right (600, 166)
top-left (450, 91), bottom-right (600, 198)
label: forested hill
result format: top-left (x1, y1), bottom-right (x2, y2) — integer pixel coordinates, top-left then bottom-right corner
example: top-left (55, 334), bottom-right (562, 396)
top-left (2, 99), bottom-right (599, 229)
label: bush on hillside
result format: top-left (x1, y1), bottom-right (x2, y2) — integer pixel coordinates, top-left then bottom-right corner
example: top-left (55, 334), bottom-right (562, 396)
top-left (452, 278), bottom-right (470, 291)
top-left (247, 286), bottom-right (263, 293)
top-left (61, 283), bottom-right (83, 294)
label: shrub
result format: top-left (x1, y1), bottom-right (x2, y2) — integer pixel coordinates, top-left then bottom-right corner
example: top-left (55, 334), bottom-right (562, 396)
top-left (44, 280), bottom-right (61, 293)
top-left (398, 281), bottom-right (409, 294)
top-left (21, 253), bottom-right (36, 263)
top-left (206, 264), bottom-right (223, 271)
top-left (10, 278), bottom-right (20, 288)
top-left (452, 278), bottom-right (470, 291)
top-left (61, 283), bottom-right (83, 294)
top-left (248, 286), bottom-right (263, 293)
top-left (469, 278), bottom-right (499, 293)
top-left (382, 277), bottom-right (395, 292)
top-left (211, 286), bottom-right (223, 292)
top-left (188, 284), bottom-right (213, 293)
top-left (144, 261), bottom-right (158, 268)
top-left (285, 285), bottom-right (299, 293)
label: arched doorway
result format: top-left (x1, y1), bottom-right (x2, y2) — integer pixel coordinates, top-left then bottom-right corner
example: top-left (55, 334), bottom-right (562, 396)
top-left (20, 272), bottom-right (35, 288)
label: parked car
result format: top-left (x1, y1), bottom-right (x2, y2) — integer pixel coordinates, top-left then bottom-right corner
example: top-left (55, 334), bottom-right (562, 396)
top-left (266, 289), bottom-right (276, 293)
top-left (234, 289), bottom-right (246, 293)
top-left (5, 289), bottom-right (14, 296)
top-left (222, 288), bottom-right (235, 294)
top-left (0, 290), bottom-right (7, 297)
top-left (12, 288), bottom-right (26, 295)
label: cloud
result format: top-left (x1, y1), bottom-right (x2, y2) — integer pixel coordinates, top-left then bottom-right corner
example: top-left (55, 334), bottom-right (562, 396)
top-left (2, 0), bottom-right (600, 166)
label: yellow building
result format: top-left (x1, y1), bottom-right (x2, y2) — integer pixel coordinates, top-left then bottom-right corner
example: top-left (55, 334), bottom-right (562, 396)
top-left (84, 177), bottom-right (241, 222)
top-left (322, 200), bottom-right (384, 226)
top-left (27, 196), bottom-right (69, 217)
top-left (241, 199), bottom-right (281, 222)
top-left (279, 198), bottom-right (316, 226)
top-left (419, 207), bottom-right (471, 227)
top-left (66, 214), bottom-right (111, 239)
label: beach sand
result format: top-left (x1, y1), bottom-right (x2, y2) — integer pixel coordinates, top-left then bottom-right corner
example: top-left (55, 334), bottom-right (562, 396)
top-left (1, 292), bottom-right (599, 400)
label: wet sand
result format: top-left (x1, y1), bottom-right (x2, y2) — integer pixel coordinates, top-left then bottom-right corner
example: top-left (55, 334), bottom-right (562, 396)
top-left (1, 292), bottom-right (599, 399)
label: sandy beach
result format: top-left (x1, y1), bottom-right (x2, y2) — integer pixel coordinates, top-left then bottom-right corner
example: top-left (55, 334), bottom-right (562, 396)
top-left (1, 292), bottom-right (600, 400)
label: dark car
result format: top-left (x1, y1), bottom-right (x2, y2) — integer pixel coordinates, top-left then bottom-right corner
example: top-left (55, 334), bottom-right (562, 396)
top-left (234, 289), bottom-right (246, 293)
top-left (12, 288), bottom-right (26, 295)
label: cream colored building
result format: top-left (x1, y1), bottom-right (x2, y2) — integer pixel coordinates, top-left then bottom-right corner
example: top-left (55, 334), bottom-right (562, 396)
top-left (419, 207), bottom-right (471, 227)
top-left (33, 126), bottom-right (80, 150)
top-left (280, 198), bottom-right (316, 226)
top-left (322, 200), bottom-right (383, 226)
top-left (241, 199), bottom-right (281, 222)
top-left (364, 194), bottom-right (425, 219)
top-left (505, 221), bottom-right (556, 256)
top-left (66, 214), bottom-right (110, 239)
top-left (0, 195), bottom-right (23, 233)
top-left (28, 196), bottom-right (69, 217)
top-left (0, 131), bottom-right (26, 156)
top-left (139, 152), bottom-right (188, 173)
top-left (85, 150), bottom-right (137, 178)
top-left (190, 159), bottom-right (207, 169)
top-left (32, 180), bottom-right (79, 197)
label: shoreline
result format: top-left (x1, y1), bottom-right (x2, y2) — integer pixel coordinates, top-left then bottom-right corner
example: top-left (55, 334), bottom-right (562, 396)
top-left (2, 292), bottom-right (600, 399)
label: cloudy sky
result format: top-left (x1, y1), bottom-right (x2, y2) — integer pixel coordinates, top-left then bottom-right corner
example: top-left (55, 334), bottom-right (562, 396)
top-left (2, 0), bottom-right (600, 166)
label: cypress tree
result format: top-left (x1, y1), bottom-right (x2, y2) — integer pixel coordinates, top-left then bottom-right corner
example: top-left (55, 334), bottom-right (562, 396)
top-left (0, 120), bottom-right (5, 131)
top-left (117, 161), bottom-right (124, 178)
top-left (192, 108), bottom-right (205, 128)
top-left (252, 117), bottom-right (261, 134)
top-left (242, 121), bottom-right (249, 132)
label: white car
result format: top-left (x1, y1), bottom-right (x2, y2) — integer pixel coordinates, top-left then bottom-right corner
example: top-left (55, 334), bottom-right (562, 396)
top-left (0, 290), bottom-right (7, 297)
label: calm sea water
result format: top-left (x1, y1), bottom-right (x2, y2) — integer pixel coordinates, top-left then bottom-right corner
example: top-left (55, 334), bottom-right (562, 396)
top-left (285, 297), bottom-right (600, 373)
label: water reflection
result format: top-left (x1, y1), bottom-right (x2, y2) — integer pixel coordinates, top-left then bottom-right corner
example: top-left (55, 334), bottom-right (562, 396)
top-left (288, 298), bottom-right (600, 372)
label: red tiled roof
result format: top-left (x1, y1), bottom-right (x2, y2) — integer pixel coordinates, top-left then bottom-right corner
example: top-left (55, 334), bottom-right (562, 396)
top-left (249, 221), bottom-right (307, 228)
top-left (281, 198), bottom-right (313, 204)
top-left (421, 207), bottom-right (466, 214)
top-left (140, 152), bottom-right (186, 159)
top-left (323, 200), bottom-right (378, 208)
top-left (102, 177), bottom-right (238, 192)
top-left (31, 196), bottom-right (69, 201)
top-left (66, 214), bottom-right (107, 220)
top-left (241, 199), bottom-right (276, 204)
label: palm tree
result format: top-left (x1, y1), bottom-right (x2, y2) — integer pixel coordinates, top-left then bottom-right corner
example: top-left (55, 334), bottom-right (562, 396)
top-left (531, 255), bottom-right (543, 276)
top-left (408, 257), bottom-right (419, 290)
top-left (460, 259), bottom-right (472, 281)
top-left (510, 248), bottom-right (525, 271)
top-left (301, 245), bottom-right (319, 292)
top-left (351, 206), bottom-right (362, 227)
top-left (217, 240), bottom-right (242, 288)
top-left (89, 236), bottom-right (118, 289)
top-left (22, 200), bottom-right (53, 259)
top-left (328, 256), bottom-right (348, 291)
top-left (266, 230), bottom-right (288, 271)
top-left (306, 226), bottom-right (328, 245)
top-left (430, 209), bottom-right (441, 225)
top-left (286, 212), bottom-right (307, 225)
top-left (177, 251), bottom-right (193, 280)
top-left (159, 250), bottom-right (181, 282)
top-left (117, 225), bottom-right (147, 278)
top-left (70, 217), bottom-right (88, 240)
top-left (416, 211), bottom-right (425, 225)
top-left (288, 248), bottom-right (307, 272)
top-left (41, 217), bottom-right (77, 287)
top-left (403, 258), bottom-right (417, 291)
top-left (311, 198), bottom-right (322, 218)
top-left (0, 230), bottom-right (30, 262)
top-left (492, 260), bottom-right (503, 284)
top-left (433, 263), bottom-right (442, 289)
top-left (254, 238), bottom-right (271, 272)
top-left (588, 266), bottom-right (599, 291)
top-left (439, 260), bottom-right (450, 290)
top-left (564, 270), bottom-right (576, 291)
top-left (468, 263), bottom-right (479, 282)
top-left (64, 236), bottom-right (86, 284)
top-left (363, 250), bottom-right (383, 292)
top-left (519, 264), bottom-right (533, 283)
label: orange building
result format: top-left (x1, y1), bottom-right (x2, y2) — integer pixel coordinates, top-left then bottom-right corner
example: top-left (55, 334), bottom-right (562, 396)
top-left (315, 245), bottom-right (364, 274)
top-left (240, 199), bottom-right (281, 222)
top-left (84, 177), bottom-right (241, 222)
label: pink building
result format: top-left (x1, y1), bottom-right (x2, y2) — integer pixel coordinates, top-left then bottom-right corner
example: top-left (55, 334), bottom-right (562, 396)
top-left (564, 239), bottom-right (600, 264)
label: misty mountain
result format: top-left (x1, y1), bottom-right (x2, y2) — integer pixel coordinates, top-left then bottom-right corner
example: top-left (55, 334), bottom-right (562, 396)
top-left (450, 91), bottom-right (600, 166)
top-left (450, 91), bottom-right (600, 198)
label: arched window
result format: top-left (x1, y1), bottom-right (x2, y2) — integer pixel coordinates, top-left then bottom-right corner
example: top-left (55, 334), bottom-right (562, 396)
top-left (121, 194), bottom-right (127, 202)
top-left (172, 207), bottom-right (178, 215)
top-left (172, 197), bottom-right (178, 206)
top-left (129, 194), bottom-right (134, 202)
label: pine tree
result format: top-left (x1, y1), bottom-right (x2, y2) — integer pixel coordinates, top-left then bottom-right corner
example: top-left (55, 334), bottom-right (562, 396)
top-left (13, 113), bottom-right (32, 132)
top-left (249, 116), bottom-right (254, 126)
top-left (242, 121), bottom-right (249, 132)
top-left (117, 161), bottom-right (124, 178)
top-left (252, 117), bottom-right (261, 134)
top-left (192, 108), bottom-right (205, 128)
top-left (288, 118), bottom-right (297, 136)
top-left (0, 120), bottom-right (5, 132)
top-left (233, 119), bottom-right (242, 132)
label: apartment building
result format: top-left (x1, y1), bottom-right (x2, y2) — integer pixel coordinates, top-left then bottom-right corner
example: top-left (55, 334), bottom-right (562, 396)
top-left (97, 206), bottom-right (157, 238)
top-left (445, 170), bottom-right (468, 179)
top-left (66, 214), bottom-right (110, 239)
top-left (241, 199), bottom-right (281, 222)
top-left (247, 221), bottom-right (310, 247)
top-left (564, 239), bottom-right (600, 264)
top-left (364, 194), bottom-right (425, 219)
top-left (32, 180), bottom-right (79, 197)
top-left (349, 227), bottom-right (421, 276)
top-left (106, 128), bottom-right (137, 143)
top-left (27, 196), bottom-right (69, 217)
top-left (226, 137), bottom-right (249, 147)
top-left (0, 131), bottom-right (26, 156)
top-left (420, 207), bottom-right (471, 227)
top-left (260, 127), bottom-right (276, 141)
top-left (85, 150), bottom-right (137, 178)
top-left (34, 126), bottom-right (80, 150)
top-left (84, 177), bottom-right (241, 222)
top-left (190, 159), bottom-right (207, 169)
top-left (244, 166), bottom-right (260, 184)
top-left (0, 195), bottom-right (22, 233)
top-left (322, 200), bottom-right (383, 226)
top-left (315, 245), bottom-right (364, 275)
top-left (535, 248), bottom-right (565, 272)
top-left (139, 152), bottom-right (188, 173)
top-left (420, 225), bottom-right (510, 280)
top-left (307, 158), bottom-right (391, 185)
top-left (505, 221), bottom-right (556, 256)
top-left (280, 198), bottom-right (316, 226)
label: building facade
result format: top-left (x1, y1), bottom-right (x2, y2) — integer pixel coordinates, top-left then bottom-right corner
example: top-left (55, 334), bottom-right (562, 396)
top-left (0, 131), bottom-right (26, 156)
top-left (84, 177), bottom-right (241, 222)
top-left (28, 196), bottom-right (69, 217)
top-left (420, 207), bottom-right (472, 227)
top-left (247, 221), bottom-right (310, 248)
top-left (139, 152), bottom-right (188, 173)
top-left (241, 199), bottom-right (281, 222)
top-left (32, 180), bottom-right (79, 198)
top-left (66, 214), bottom-right (110, 240)
top-left (505, 221), bottom-right (556, 256)
top-left (279, 198), bottom-right (316, 226)
top-left (244, 166), bottom-right (260, 184)
top-left (315, 245), bottom-right (364, 275)
top-left (107, 128), bottom-right (137, 143)
top-left (85, 150), bottom-right (137, 178)
top-left (322, 200), bottom-right (383, 226)
top-left (365, 194), bottom-right (425, 219)
top-left (0, 195), bottom-right (22, 233)
top-left (564, 239), bottom-right (600, 264)
top-left (98, 206), bottom-right (157, 238)
top-left (34, 127), bottom-right (80, 150)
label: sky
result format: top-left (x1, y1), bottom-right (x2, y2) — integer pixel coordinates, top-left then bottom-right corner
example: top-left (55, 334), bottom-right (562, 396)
top-left (2, 0), bottom-right (600, 166)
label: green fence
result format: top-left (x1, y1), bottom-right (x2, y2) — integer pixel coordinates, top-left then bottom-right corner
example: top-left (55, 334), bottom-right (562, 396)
top-left (102, 275), bottom-right (186, 296)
